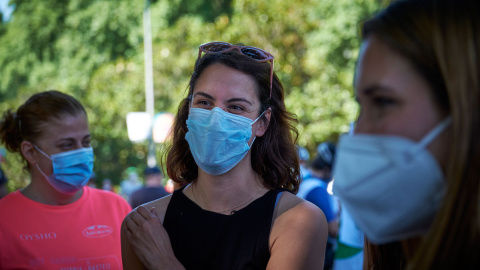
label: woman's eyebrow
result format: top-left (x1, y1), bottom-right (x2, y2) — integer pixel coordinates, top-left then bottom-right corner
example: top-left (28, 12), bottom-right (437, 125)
top-left (54, 138), bottom-right (75, 145)
top-left (193, 92), bottom-right (215, 100)
top-left (361, 85), bottom-right (396, 96)
top-left (356, 84), bottom-right (397, 103)
top-left (226, 98), bottom-right (252, 106)
top-left (55, 134), bottom-right (91, 143)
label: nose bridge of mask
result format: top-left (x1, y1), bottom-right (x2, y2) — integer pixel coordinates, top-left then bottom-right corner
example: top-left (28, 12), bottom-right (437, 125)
top-left (415, 116), bottom-right (452, 150)
top-left (210, 107), bottom-right (226, 127)
top-left (51, 147), bottom-right (94, 168)
top-left (203, 107), bottom-right (262, 126)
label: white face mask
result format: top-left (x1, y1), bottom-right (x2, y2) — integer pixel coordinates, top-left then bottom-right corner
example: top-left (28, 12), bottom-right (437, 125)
top-left (332, 117), bottom-right (451, 244)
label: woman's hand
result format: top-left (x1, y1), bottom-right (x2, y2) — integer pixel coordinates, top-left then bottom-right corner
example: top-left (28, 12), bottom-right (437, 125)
top-left (123, 206), bottom-right (185, 270)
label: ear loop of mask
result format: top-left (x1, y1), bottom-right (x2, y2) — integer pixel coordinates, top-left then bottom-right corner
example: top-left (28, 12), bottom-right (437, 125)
top-left (32, 144), bottom-right (52, 160)
top-left (35, 164), bottom-right (51, 180)
top-left (416, 116), bottom-right (452, 150)
top-left (248, 110), bottom-right (266, 148)
top-left (31, 143), bottom-right (53, 179)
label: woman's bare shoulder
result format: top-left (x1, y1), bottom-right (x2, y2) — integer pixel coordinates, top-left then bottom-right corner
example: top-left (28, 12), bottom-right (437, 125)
top-left (274, 192), bottom-right (325, 222)
top-left (130, 193), bottom-right (173, 223)
top-left (267, 192), bottom-right (328, 269)
top-left (271, 191), bottom-right (328, 242)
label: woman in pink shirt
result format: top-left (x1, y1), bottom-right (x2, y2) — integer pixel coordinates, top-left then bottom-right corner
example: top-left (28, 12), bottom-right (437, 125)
top-left (0, 90), bottom-right (131, 269)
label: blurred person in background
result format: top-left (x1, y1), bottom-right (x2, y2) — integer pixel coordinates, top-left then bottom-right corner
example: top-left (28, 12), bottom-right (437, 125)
top-left (0, 90), bottom-right (131, 269)
top-left (121, 41), bottom-right (328, 269)
top-left (297, 145), bottom-right (312, 180)
top-left (298, 142), bottom-right (340, 270)
top-left (332, 206), bottom-right (364, 270)
top-left (333, 0), bottom-right (480, 268)
top-left (0, 148), bottom-right (8, 199)
top-left (87, 171), bottom-right (97, 188)
top-left (120, 167), bottom-right (142, 202)
top-left (332, 128), bottom-right (364, 270)
top-left (129, 166), bottom-right (169, 209)
top-left (102, 178), bottom-right (114, 192)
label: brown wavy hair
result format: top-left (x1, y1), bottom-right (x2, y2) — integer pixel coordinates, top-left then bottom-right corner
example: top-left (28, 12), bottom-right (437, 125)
top-left (361, 0), bottom-right (480, 269)
top-left (164, 45), bottom-right (300, 193)
top-left (0, 90), bottom-right (87, 170)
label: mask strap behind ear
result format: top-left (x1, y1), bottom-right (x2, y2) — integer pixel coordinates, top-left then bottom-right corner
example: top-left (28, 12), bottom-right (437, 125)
top-left (253, 107), bottom-right (272, 125)
top-left (418, 116), bottom-right (452, 148)
top-left (250, 108), bottom-right (271, 147)
top-left (252, 110), bottom-right (267, 125)
top-left (32, 143), bottom-right (52, 160)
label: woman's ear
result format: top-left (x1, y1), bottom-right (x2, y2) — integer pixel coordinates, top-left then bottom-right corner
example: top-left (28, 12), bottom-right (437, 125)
top-left (21, 141), bottom-right (38, 165)
top-left (255, 108), bottom-right (271, 137)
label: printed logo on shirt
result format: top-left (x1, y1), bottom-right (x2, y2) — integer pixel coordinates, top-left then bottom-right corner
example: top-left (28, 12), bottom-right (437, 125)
top-left (20, 232), bottom-right (57, 240)
top-left (38, 256), bottom-right (118, 269)
top-left (29, 258), bottom-right (45, 267)
top-left (82, 225), bottom-right (113, 238)
top-left (59, 263), bottom-right (112, 270)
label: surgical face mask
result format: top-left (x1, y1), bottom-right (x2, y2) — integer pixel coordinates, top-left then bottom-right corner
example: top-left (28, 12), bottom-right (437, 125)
top-left (185, 107), bottom-right (265, 175)
top-left (34, 145), bottom-right (94, 194)
top-left (332, 117), bottom-right (451, 244)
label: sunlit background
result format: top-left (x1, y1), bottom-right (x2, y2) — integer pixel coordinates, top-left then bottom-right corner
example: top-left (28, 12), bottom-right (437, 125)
top-left (0, 0), bottom-right (388, 191)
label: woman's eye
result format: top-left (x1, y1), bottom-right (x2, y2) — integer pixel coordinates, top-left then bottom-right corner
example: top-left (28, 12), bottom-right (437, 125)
top-left (60, 144), bottom-right (73, 150)
top-left (373, 96), bottom-right (395, 107)
top-left (229, 105), bottom-right (245, 111)
top-left (195, 100), bottom-right (211, 107)
top-left (83, 141), bottom-right (91, 147)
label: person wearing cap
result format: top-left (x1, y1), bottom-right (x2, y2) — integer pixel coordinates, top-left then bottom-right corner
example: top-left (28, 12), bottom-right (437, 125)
top-left (297, 145), bottom-right (312, 180)
top-left (129, 166), bottom-right (169, 209)
top-left (297, 142), bottom-right (339, 270)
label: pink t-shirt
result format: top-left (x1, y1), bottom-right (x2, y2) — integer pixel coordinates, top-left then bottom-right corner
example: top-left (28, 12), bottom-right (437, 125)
top-left (0, 186), bottom-right (132, 269)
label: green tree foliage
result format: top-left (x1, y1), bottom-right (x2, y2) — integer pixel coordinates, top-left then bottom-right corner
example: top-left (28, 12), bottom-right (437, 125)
top-left (0, 0), bottom-right (381, 191)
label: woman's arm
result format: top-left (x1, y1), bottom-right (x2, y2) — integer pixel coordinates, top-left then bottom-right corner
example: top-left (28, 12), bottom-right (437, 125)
top-left (267, 196), bottom-right (328, 270)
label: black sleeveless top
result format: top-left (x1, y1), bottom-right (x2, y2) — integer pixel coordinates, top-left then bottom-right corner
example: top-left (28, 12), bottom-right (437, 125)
top-left (163, 187), bottom-right (286, 270)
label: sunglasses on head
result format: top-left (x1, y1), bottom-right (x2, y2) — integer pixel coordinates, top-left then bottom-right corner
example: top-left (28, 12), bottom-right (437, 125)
top-left (198, 42), bottom-right (275, 98)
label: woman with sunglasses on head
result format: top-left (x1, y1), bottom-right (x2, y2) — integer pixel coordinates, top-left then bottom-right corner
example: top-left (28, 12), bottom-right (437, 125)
top-left (332, 0), bottom-right (480, 269)
top-left (0, 90), bottom-right (132, 269)
top-left (121, 42), bottom-right (328, 269)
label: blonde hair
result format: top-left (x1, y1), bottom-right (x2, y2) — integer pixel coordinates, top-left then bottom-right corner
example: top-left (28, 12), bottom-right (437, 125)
top-left (361, 0), bottom-right (480, 268)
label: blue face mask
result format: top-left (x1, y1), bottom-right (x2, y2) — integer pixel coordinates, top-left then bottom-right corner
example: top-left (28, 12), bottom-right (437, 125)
top-left (185, 107), bottom-right (265, 175)
top-left (34, 145), bottom-right (94, 194)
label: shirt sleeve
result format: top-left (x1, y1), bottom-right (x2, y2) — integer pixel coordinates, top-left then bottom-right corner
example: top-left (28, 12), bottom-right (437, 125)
top-left (305, 186), bottom-right (334, 222)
